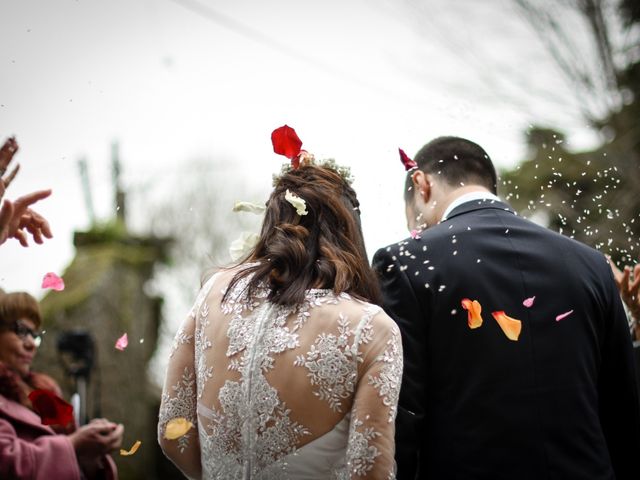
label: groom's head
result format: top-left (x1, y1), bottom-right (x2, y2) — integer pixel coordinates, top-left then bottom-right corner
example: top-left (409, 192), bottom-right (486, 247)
top-left (405, 136), bottom-right (497, 230)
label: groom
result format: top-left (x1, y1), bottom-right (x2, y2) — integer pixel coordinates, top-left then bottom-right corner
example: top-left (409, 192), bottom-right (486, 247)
top-left (373, 136), bottom-right (640, 479)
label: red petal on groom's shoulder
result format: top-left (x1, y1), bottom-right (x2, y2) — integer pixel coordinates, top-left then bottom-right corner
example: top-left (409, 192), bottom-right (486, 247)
top-left (272, 125), bottom-right (303, 161)
top-left (28, 389), bottom-right (74, 426)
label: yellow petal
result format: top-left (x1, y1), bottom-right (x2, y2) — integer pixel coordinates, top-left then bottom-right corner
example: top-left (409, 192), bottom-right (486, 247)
top-left (164, 417), bottom-right (193, 440)
top-left (491, 311), bottom-right (522, 341)
top-left (461, 298), bottom-right (483, 329)
top-left (120, 440), bottom-right (142, 456)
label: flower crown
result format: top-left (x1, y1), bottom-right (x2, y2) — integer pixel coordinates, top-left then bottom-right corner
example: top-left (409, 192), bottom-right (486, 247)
top-left (271, 125), bottom-right (354, 186)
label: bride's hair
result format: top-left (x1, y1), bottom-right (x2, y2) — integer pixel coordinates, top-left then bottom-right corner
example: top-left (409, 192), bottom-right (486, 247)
top-left (225, 165), bottom-right (381, 306)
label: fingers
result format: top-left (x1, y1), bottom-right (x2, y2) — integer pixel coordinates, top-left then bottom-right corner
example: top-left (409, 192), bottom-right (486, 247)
top-left (621, 266), bottom-right (631, 295)
top-left (13, 189), bottom-right (52, 213)
top-left (0, 200), bottom-right (14, 245)
top-left (2, 163), bottom-right (20, 189)
top-left (0, 136), bottom-right (18, 172)
top-left (104, 424), bottom-right (124, 450)
top-left (18, 209), bottom-right (52, 244)
top-left (607, 256), bottom-right (623, 284)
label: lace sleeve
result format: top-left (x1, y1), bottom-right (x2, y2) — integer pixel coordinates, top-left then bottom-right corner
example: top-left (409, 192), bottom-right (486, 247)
top-left (346, 313), bottom-right (403, 479)
top-left (158, 277), bottom-right (217, 479)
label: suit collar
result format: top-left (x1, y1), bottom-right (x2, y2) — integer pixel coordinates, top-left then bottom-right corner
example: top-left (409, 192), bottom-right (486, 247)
top-left (441, 198), bottom-right (516, 222)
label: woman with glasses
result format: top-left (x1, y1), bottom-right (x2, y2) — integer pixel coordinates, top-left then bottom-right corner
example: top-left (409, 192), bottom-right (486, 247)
top-left (0, 290), bottom-right (123, 479)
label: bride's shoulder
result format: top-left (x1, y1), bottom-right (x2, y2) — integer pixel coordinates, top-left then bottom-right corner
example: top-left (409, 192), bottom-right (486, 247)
top-left (334, 295), bottom-right (398, 333)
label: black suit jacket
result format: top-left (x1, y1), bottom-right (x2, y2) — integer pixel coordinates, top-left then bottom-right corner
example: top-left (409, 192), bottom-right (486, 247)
top-left (373, 199), bottom-right (640, 480)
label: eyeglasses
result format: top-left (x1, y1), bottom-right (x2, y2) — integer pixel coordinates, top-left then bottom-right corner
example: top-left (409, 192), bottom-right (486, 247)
top-left (11, 322), bottom-right (43, 348)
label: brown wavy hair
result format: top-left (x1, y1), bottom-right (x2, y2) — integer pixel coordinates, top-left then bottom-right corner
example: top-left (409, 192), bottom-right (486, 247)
top-left (224, 164), bottom-right (381, 306)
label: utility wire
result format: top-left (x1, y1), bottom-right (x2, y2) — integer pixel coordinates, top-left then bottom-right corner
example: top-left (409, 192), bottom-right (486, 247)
top-left (167, 0), bottom-right (419, 104)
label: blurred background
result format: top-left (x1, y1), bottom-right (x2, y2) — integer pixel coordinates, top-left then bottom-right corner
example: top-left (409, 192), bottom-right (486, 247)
top-left (1, 0), bottom-right (638, 477)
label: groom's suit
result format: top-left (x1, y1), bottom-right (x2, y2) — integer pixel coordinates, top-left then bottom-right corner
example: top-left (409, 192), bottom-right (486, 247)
top-left (373, 199), bottom-right (640, 480)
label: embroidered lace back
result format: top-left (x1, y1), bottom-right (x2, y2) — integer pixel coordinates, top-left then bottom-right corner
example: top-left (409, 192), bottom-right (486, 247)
top-left (159, 267), bottom-right (402, 479)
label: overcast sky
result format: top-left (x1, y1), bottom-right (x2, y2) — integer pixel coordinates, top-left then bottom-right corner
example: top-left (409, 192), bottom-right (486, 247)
top-left (1, 0), bottom-right (599, 302)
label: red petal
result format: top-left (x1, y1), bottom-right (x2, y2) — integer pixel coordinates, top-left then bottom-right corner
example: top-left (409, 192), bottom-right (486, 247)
top-left (272, 125), bottom-right (302, 161)
top-left (399, 148), bottom-right (417, 171)
top-left (28, 389), bottom-right (74, 426)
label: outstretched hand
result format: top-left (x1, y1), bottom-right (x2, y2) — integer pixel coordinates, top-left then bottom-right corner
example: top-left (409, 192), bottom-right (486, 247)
top-left (608, 257), bottom-right (640, 336)
top-left (0, 189), bottom-right (53, 246)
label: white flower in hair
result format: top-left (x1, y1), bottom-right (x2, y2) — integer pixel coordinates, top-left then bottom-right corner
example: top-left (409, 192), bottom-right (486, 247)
top-left (232, 201), bottom-right (266, 214)
top-left (285, 189), bottom-right (308, 216)
top-left (229, 232), bottom-right (260, 261)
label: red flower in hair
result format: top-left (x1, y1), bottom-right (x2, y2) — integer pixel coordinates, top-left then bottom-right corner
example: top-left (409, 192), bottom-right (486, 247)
top-left (28, 389), bottom-right (74, 426)
top-left (272, 125), bottom-right (303, 168)
top-left (399, 148), bottom-right (417, 171)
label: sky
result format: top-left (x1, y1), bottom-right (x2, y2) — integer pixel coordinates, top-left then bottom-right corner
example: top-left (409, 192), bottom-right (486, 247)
top-left (0, 0), bottom-right (601, 372)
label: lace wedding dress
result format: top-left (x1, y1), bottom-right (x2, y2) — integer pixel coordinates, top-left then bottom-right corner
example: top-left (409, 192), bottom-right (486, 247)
top-left (158, 266), bottom-right (402, 479)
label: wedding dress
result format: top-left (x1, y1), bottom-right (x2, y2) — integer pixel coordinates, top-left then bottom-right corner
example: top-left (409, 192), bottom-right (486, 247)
top-left (158, 266), bottom-right (402, 479)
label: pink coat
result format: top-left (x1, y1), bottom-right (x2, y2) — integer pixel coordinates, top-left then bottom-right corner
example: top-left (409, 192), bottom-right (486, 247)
top-left (0, 393), bottom-right (117, 480)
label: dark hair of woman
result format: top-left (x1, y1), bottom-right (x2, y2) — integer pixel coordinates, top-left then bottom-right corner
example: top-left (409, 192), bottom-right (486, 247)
top-left (223, 164), bottom-right (382, 306)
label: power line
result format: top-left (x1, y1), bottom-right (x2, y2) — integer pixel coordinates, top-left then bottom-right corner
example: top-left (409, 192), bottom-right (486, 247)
top-left (167, 0), bottom-right (416, 104)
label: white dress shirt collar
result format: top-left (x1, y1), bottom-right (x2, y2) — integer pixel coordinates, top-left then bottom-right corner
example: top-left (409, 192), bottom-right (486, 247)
top-left (440, 191), bottom-right (502, 221)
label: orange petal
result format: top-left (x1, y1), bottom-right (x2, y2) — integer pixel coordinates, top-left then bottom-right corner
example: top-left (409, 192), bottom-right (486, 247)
top-left (491, 311), bottom-right (522, 341)
top-left (164, 417), bottom-right (193, 440)
top-left (461, 298), bottom-right (483, 329)
top-left (120, 440), bottom-right (142, 456)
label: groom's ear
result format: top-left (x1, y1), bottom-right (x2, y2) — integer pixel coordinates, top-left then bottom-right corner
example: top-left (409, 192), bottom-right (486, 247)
top-left (412, 170), bottom-right (431, 204)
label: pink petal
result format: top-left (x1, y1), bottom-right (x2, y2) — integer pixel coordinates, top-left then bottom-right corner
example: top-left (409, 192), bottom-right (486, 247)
top-left (115, 333), bottom-right (129, 351)
top-left (410, 229), bottom-right (421, 240)
top-left (555, 310), bottom-right (574, 322)
top-left (523, 296), bottom-right (535, 308)
top-left (41, 272), bottom-right (65, 291)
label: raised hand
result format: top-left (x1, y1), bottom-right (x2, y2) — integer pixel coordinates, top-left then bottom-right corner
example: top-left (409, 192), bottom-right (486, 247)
top-left (0, 136), bottom-right (20, 201)
top-left (608, 257), bottom-right (640, 332)
top-left (0, 189), bottom-right (53, 246)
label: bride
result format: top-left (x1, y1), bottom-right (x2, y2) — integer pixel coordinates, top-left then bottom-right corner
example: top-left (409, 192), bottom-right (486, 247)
top-left (158, 126), bottom-right (402, 479)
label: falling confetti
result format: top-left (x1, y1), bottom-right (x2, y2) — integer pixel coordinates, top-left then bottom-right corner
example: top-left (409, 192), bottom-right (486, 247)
top-left (491, 311), bottom-right (522, 341)
top-left (555, 310), bottom-right (574, 322)
top-left (115, 333), bottom-right (128, 351)
top-left (523, 296), bottom-right (536, 308)
top-left (120, 440), bottom-right (142, 456)
top-left (164, 417), bottom-right (194, 440)
top-left (461, 298), bottom-right (483, 329)
top-left (41, 272), bottom-right (65, 291)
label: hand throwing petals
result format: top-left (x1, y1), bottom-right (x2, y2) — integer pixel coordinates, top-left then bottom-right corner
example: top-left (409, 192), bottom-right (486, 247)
top-left (399, 148), bottom-right (417, 171)
top-left (41, 272), bottom-right (65, 291)
top-left (232, 201), bottom-right (266, 215)
top-left (28, 389), bottom-right (74, 426)
top-left (164, 417), bottom-right (193, 440)
top-left (120, 440), bottom-right (142, 456)
top-left (115, 333), bottom-right (129, 351)
top-left (491, 311), bottom-right (522, 341)
top-left (555, 310), bottom-right (574, 322)
top-left (461, 298), bottom-right (483, 329)
top-left (523, 296), bottom-right (536, 308)
top-left (271, 125), bottom-right (303, 161)
top-left (285, 189), bottom-right (308, 216)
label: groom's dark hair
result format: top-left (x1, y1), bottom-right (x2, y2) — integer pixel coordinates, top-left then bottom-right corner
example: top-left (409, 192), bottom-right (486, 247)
top-left (404, 136), bottom-right (497, 202)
